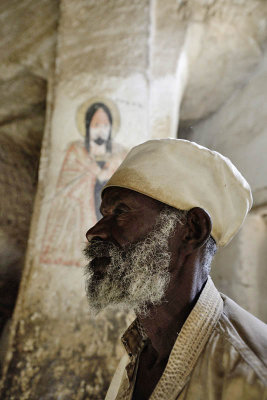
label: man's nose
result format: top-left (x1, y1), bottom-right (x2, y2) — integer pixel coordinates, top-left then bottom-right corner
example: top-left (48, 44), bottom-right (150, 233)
top-left (86, 217), bottom-right (111, 242)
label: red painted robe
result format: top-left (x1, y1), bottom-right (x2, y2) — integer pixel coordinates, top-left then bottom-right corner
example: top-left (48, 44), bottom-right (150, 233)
top-left (40, 141), bottom-right (126, 267)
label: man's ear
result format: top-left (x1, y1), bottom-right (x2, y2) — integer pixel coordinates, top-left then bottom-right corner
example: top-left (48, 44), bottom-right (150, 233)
top-left (183, 207), bottom-right (212, 250)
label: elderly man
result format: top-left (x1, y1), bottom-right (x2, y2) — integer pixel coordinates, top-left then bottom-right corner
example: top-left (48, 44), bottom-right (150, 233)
top-left (84, 139), bottom-right (267, 400)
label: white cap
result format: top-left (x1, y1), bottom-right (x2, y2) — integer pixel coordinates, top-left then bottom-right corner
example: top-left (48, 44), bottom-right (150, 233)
top-left (103, 139), bottom-right (253, 247)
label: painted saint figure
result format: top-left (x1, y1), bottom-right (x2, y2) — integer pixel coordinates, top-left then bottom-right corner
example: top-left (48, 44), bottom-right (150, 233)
top-left (85, 102), bottom-right (113, 219)
top-left (40, 100), bottom-right (125, 267)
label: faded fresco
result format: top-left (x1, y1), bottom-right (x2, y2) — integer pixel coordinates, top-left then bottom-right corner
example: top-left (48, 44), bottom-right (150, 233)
top-left (0, 97), bottom-right (132, 399)
top-left (40, 98), bottom-right (126, 267)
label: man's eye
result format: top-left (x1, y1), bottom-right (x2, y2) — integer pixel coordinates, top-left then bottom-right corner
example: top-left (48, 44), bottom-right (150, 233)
top-left (114, 208), bottom-right (125, 216)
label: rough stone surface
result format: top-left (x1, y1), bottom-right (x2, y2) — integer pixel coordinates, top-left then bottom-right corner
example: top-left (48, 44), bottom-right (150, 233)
top-left (57, 0), bottom-right (149, 82)
top-left (0, 0), bottom-right (59, 79)
top-left (0, 0), bottom-right (59, 374)
top-left (180, 51), bottom-right (267, 206)
top-left (1, 264), bottom-right (134, 399)
top-left (178, 0), bottom-right (267, 122)
top-left (0, 75), bottom-right (46, 337)
top-left (211, 206), bottom-right (267, 322)
top-left (149, 0), bottom-right (267, 140)
top-left (148, 0), bottom-right (186, 139)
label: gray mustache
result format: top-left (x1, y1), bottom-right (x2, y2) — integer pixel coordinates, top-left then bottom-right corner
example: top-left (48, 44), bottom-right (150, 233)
top-left (84, 240), bottom-right (117, 259)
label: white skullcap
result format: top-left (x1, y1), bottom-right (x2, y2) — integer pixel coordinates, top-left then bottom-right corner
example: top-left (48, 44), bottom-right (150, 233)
top-left (103, 139), bottom-right (253, 247)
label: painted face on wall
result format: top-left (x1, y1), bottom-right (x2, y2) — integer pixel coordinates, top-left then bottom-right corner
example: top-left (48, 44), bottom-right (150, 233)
top-left (89, 108), bottom-right (111, 154)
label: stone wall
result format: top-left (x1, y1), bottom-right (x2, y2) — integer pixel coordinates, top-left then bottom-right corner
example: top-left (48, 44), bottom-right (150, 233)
top-left (0, 0), bottom-right (59, 362)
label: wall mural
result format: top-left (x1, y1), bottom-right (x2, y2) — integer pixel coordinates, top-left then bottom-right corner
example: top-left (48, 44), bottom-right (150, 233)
top-left (40, 97), bottom-right (126, 267)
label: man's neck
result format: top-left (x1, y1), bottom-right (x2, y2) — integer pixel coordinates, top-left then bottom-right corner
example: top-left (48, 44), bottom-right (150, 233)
top-left (136, 259), bottom-right (207, 363)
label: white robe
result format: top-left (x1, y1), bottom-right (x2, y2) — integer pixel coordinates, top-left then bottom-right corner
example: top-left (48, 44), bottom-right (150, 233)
top-left (105, 277), bottom-right (267, 400)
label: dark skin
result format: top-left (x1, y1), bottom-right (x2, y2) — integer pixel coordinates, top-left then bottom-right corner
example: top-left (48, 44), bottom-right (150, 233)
top-left (86, 187), bottom-right (212, 400)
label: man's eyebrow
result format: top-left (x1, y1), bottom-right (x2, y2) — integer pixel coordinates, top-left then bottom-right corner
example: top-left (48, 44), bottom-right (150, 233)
top-left (100, 201), bottom-right (131, 216)
top-left (115, 202), bottom-right (131, 210)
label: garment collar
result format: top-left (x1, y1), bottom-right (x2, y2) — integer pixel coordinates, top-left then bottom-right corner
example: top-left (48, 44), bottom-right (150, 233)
top-left (121, 318), bottom-right (147, 359)
top-left (150, 277), bottom-right (223, 399)
top-left (120, 277), bottom-right (223, 399)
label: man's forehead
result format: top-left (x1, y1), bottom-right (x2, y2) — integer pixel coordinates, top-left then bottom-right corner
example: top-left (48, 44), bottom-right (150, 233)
top-left (101, 187), bottom-right (164, 209)
top-left (102, 187), bottom-right (135, 204)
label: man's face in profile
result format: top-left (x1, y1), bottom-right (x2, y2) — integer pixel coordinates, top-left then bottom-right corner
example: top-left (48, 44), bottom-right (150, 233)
top-left (84, 188), bottom-right (181, 315)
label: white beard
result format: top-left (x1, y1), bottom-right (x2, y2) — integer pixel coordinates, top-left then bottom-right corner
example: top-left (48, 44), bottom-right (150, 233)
top-left (84, 206), bottom-right (183, 316)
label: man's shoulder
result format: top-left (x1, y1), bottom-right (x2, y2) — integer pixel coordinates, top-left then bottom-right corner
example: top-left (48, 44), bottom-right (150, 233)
top-left (218, 292), bottom-right (267, 369)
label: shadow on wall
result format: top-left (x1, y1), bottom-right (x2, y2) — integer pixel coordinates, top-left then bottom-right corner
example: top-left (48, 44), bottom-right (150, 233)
top-left (0, 80), bottom-right (47, 371)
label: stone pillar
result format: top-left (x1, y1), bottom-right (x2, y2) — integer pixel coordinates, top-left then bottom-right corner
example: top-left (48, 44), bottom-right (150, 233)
top-left (1, 1), bottom-right (150, 398)
top-left (148, 0), bottom-right (184, 139)
top-left (148, 1), bottom-right (205, 139)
